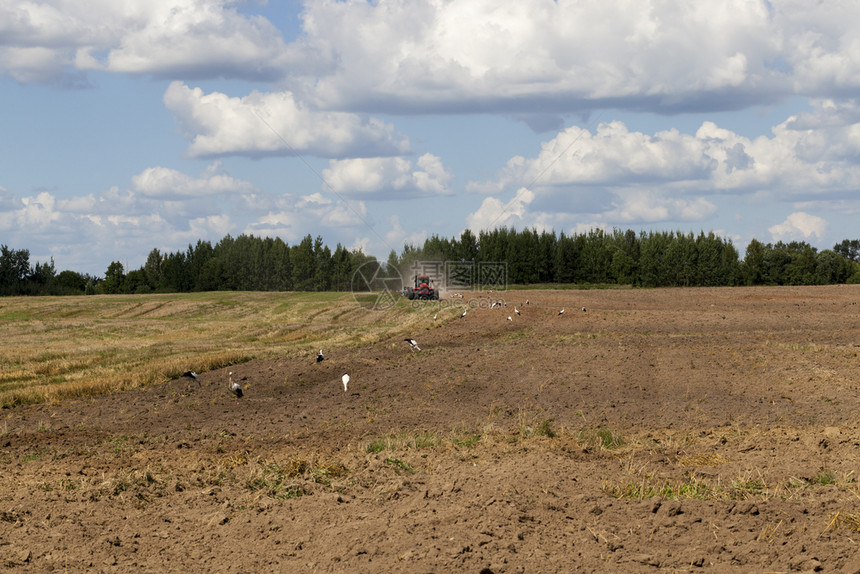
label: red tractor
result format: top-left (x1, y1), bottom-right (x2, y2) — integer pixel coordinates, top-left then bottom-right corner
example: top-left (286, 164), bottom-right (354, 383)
top-left (406, 275), bottom-right (439, 300)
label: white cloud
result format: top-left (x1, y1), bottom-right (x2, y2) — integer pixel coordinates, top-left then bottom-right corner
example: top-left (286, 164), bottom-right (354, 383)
top-left (0, 167), bottom-right (373, 275)
top-left (768, 211), bottom-right (827, 242)
top-left (604, 190), bottom-right (718, 223)
top-left (163, 82), bottom-right (410, 159)
top-left (384, 215), bottom-right (427, 249)
top-left (322, 153), bottom-right (452, 197)
top-left (0, 0), bottom-right (292, 83)
top-left (6, 0), bottom-right (860, 118)
top-left (471, 122), bottom-right (716, 193)
top-left (288, 0), bottom-right (860, 114)
top-left (466, 187), bottom-right (535, 232)
top-left (467, 106), bottom-right (860, 232)
top-left (130, 161), bottom-right (256, 198)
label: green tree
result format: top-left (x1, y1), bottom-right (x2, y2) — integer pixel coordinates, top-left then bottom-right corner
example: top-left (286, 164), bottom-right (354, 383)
top-left (101, 261), bottom-right (126, 294)
top-left (291, 234), bottom-right (316, 291)
top-left (741, 239), bottom-right (766, 285)
top-left (144, 248), bottom-right (164, 290)
top-left (815, 249), bottom-right (850, 284)
top-left (0, 245), bottom-right (30, 295)
top-left (54, 270), bottom-right (87, 295)
top-left (834, 239), bottom-right (860, 263)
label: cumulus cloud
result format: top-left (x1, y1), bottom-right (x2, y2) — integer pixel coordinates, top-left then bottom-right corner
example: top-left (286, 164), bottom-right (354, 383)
top-left (465, 187), bottom-right (535, 232)
top-left (467, 107), bottom-right (860, 231)
top-left (768, 212), bottom-right (827, 242)
top-left (321, 153), bottom-right (452, 198)
top-left (0, 166), bottom-right (375, 275)
top-left (130, 161), bottom-right (256, 198)
top-left (604, 190), bottom-right (718, 223)
top-left (0, 0), bottom-right (292, 83)
top-left (6, 0), bottom-right (860, 119)
top-left (288, 0), bottom-right (860, 114)
top-left (163, 82), bottom-right (410, 159)
top-left (384, 215), bottom-right (427, 250)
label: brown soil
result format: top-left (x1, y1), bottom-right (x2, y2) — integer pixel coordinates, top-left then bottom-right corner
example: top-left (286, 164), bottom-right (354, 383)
top-left (2, 286), bottom-right (860, 573)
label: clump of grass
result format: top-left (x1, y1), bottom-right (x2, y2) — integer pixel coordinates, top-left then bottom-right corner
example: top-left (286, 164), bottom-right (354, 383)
top-left (813, 469), bottom-right (837, 486)
top-left (534, 418), bottom-right (556, 438)
top-left (679, 453), bottom-right (729, 467)
top-left (385, 457), bottom-right (414, 474)
top-left (604, 475), bottom-right (714, 501)
top-left (364, 431), bottom-right (442, 453)
top-left (576, 427), bottom-right (625, 450)
top-left (312, 461), bottom-right (349, 486)
top-left (451, 432), bottom-right (482, 448)
top-left (246, 460), bottom-right (308, 499)
top-left (822, 511), bottom-right (860, 535)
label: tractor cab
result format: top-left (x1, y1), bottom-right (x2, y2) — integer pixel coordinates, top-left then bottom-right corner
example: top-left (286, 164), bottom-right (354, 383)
top-left (406, 274), bottom-right (439, 300)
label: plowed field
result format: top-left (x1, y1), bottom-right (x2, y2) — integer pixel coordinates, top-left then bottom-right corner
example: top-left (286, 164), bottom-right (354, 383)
top-left (2, 286), bottom-right (860, 572)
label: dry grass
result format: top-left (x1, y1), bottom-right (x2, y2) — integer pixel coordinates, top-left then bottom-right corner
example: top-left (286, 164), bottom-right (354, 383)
top-left (0, 291), bottom-right (433, 408)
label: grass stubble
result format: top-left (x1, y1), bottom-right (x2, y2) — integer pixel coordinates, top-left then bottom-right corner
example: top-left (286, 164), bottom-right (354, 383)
top-left (0, 291), bottom-right (434, 408)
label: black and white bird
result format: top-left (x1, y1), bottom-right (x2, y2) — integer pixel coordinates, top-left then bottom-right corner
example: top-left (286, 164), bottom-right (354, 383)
top-left (433, 313), bottom-right (438, 321)
top-left (507, 316), bottom-right (512, 322)
top-left (316, 349), bottom-right (325, 363)
top-left (341, 373), bottom-right (350, 392)
top-left (182, 371), bottom-right (200, 385)
top-left (460, 309), bottom-right (467, 319)
top-left (404, 338), bottom-right (421, 352)
top-left (228, 371), bottom-right (243, 400)
top-left (514, 307), bottom-right (520, 316)
top-left (558, 308), bottom-right (565, 316)
top-left (581, 306), bottom-right (587, 312)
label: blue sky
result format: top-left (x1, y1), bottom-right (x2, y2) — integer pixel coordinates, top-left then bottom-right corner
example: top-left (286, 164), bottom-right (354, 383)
top-left (2, 0), bottom-right (859, 276)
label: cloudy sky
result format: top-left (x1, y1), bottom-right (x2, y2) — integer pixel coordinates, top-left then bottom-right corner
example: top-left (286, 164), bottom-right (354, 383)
top-left (2, 0), bottom-right (859, 275)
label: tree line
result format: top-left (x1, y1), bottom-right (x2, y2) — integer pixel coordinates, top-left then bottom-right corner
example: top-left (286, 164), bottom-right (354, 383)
top-left (2, 231), bottom-right (859, 296)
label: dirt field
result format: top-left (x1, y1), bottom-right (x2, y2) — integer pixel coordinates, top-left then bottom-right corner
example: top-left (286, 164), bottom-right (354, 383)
top-left (2, 285), bottom-right (860, 573)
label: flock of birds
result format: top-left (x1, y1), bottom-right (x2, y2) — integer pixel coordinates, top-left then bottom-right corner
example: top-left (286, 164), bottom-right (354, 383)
top-left (181, 295), bottom-right (586, 401)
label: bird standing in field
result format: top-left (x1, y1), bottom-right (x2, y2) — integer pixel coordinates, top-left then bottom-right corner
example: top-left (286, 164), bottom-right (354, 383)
top-left (182, 371), bottom-right (200, 385)
top-left (228, 371), bottom-right (243, 401)
top-left (558, 308), bottom-right (565, 316)
top-left (581, 307), bottom-right (587, 312)
top-left (342, 374), bottom-right (350, 392)
top-left (433, 313), bottom-right (437, 321)
top-left (460, 309), bottom-right (467, 319)
top-left (316, 349), bottom-right (325, 363)
top-left (507, 316), bottom-right (512, 322)
top-left (514, 307), bottom-right (520, 316)
top-left (404, 338), bottom-right (421, 352)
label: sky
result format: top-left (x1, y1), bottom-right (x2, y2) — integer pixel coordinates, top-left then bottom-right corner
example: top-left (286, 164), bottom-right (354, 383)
top-left (2, 0), bottom-right (860, 276)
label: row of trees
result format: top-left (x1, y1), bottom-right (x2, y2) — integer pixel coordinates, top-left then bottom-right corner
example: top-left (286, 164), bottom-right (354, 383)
top-left (2, 232), bottom-right (859, 296)
top-left (391, 229), bottom-right (860, 288)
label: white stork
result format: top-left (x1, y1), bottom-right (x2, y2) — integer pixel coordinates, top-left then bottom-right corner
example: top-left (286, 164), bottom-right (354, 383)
top-left (558, 308), bottom-right (565, 316)
top-left (316, 349), bottom-right (325, 363)
top-left (460, 309), bottom-right (467, 319)
top-left (404, 338), bottom-right (421, 352)
top-left (514, 307), bottom-right (520, 315)
top-left (228, 371), bottom-right (243, 400)
top-left (342, 374), bottom-right (350, 392)
top-left (507, 316), bottom-right (512, 322)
